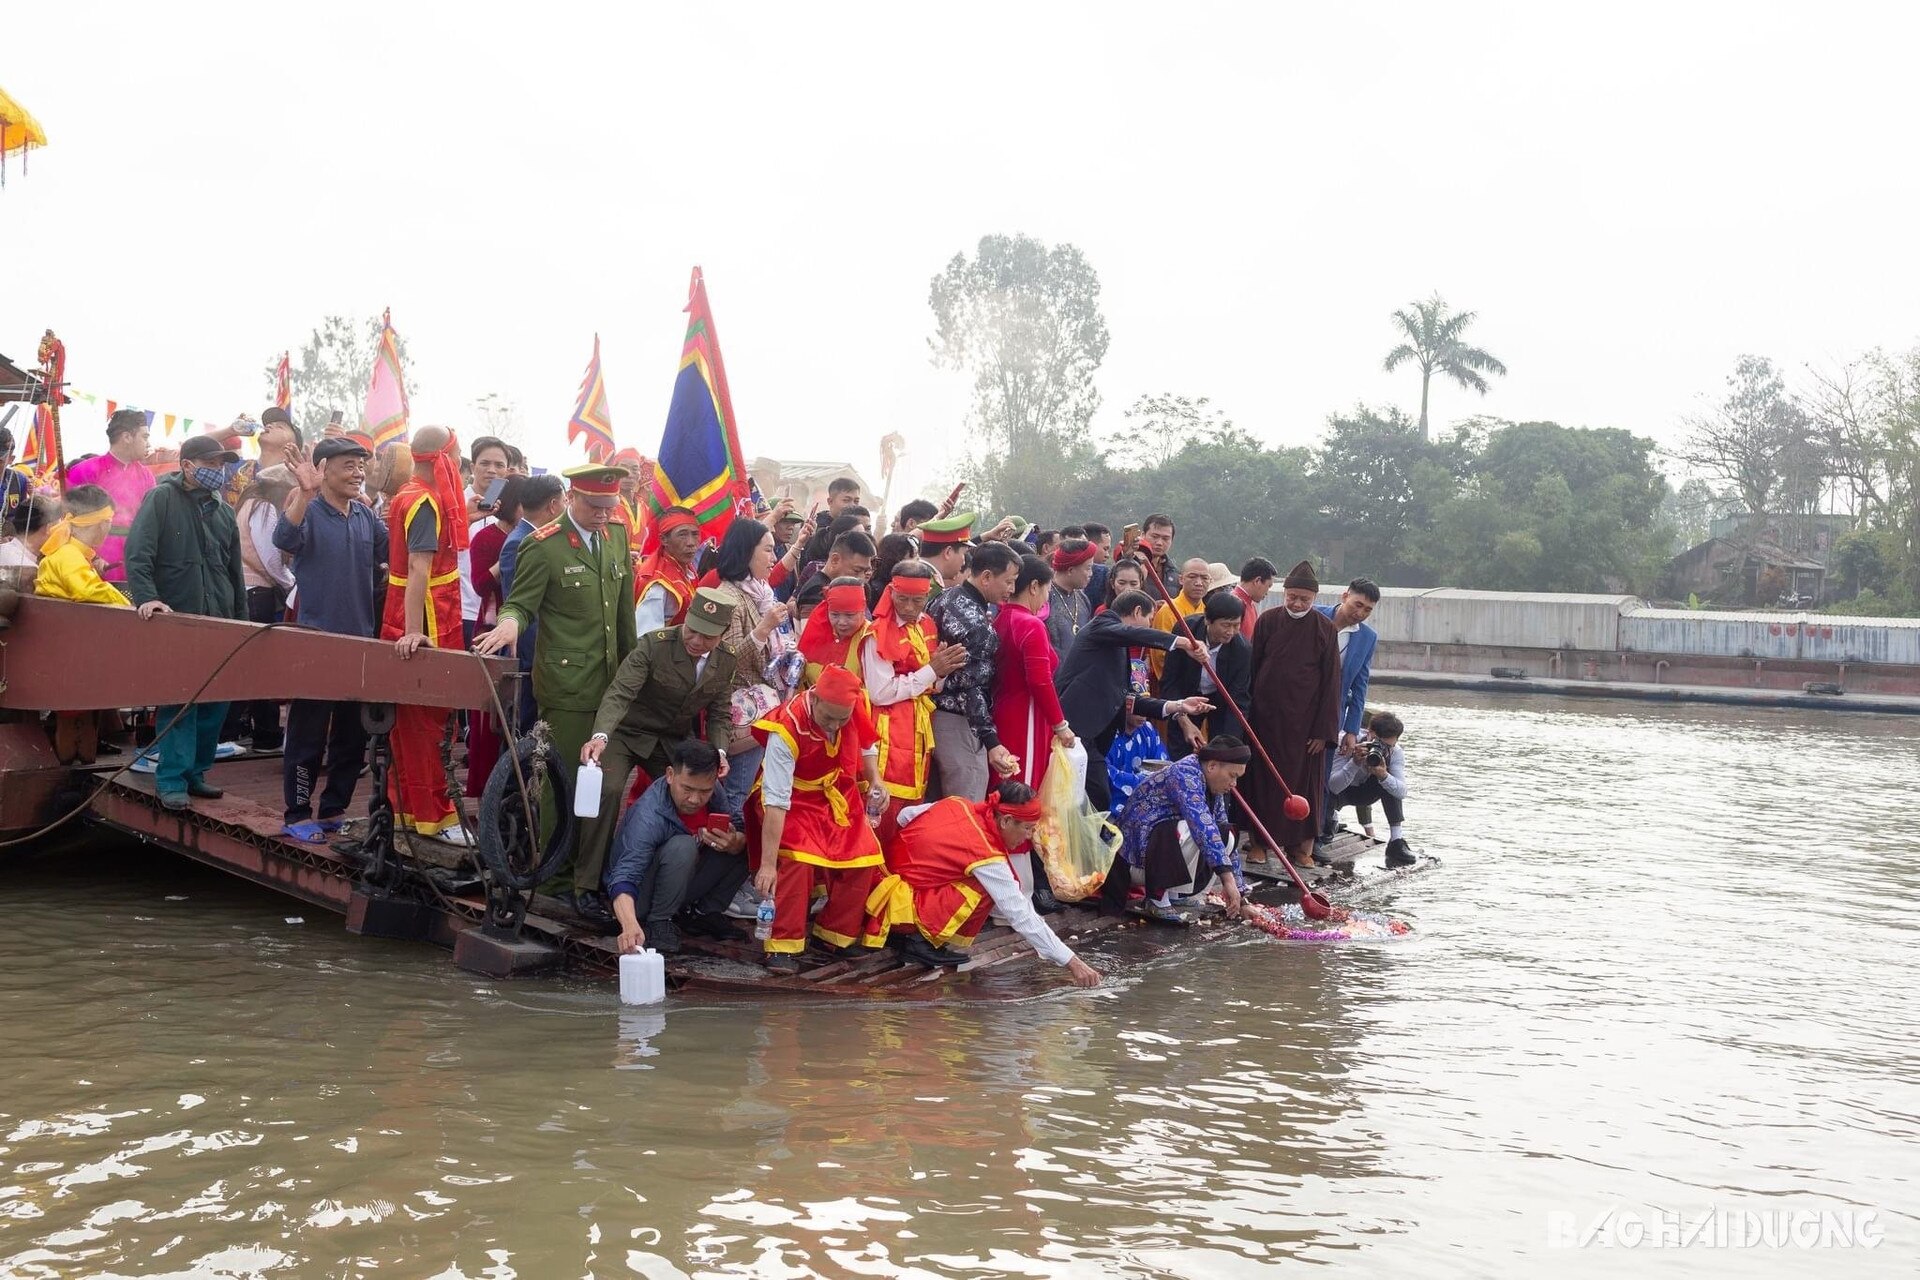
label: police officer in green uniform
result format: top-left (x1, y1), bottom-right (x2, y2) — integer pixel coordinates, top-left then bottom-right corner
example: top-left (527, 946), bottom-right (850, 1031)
top-left (914, 511), bottom-right (978, 597)
top-left (473, 463), bottom-right (636, 916)
top-left (576, 586), bottom-right (740, 903)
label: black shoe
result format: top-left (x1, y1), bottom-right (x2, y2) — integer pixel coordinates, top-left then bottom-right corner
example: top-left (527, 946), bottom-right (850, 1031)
top-left (646, 920), bottom-right (682, 955)
top-left (1032, 884), bottom-right (1062, 915)
top-left (677, 910), bottom-right (734, 940)
top-left (159, 791), bottom-right (190, 812)
top-left (764, 952), bottom-right (801, 974)
top-left (808, 936), bottom-right (854, 960)
top-left (187, 782), bottom-right (224, 799)
top-left (568, 890), bottom-right (615, 924)
top-left (897, 934), bottom-right (966, 968)
top-left (1385, 838), bottom-right (1417, 868)
top-left (96, 741), bottom-right (123, 757)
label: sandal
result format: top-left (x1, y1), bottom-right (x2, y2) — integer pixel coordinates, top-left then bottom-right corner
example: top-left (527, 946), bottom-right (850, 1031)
top-left (282, 820), bottom-right (328, 843)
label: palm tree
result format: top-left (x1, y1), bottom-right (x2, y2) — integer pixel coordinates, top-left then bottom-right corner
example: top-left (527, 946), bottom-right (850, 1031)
top-left (1383, 294), bottom-right (1508, 438)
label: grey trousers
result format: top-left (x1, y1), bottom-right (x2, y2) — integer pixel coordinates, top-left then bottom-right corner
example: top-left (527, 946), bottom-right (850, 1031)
top-left (628, 832), bottom-right (702, 924)
top-left (685, 846), bottom-right (752, 915)
top-left (931, 709), bottom-right (990, 803)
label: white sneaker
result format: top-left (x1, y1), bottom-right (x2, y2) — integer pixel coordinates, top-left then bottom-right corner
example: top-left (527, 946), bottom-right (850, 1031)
top-left (215, 741), bottom-right (248, 760)
top-left (724, 885), bottom-right (762, 920)
top-left (130, 751), bottom-right (159, 775)
top-left (433, 825), bottom-right (474, 847)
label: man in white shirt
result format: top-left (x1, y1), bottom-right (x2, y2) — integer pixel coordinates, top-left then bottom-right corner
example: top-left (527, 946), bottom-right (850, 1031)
top-left (1327, 710), bottom-right (1415, 867)
top-left (457, 435), bottom-right (513, 646)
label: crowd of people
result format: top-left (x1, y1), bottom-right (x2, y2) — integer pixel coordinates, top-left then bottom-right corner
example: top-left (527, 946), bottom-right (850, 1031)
top-left (3, 413), bottom-right (1419, 985)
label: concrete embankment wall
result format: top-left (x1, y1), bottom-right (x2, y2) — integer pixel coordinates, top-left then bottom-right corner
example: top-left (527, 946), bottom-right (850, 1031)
top-left (1277, 586), bottom-right (1920, 696)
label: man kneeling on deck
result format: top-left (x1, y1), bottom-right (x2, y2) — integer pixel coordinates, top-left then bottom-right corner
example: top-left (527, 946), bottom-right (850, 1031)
top-left (603, 739), bottom-right (747, 956)
top-left (1104, 737), bottom-right (1251, 922)
top-left (749, 665), bottom-right (887, 973)
top-left (863, 781), bottom-right (1102, 987)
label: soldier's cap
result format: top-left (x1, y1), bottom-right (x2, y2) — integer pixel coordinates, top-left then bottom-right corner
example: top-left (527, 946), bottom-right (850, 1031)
top-left (564, 463), bottom-right (626, 507)
top-left (915, 510), bottom-right (976, 547)
top-left (683, 586), bottom-right (736, 637)
top-left (1000, 514), bottom-right (1032, 538)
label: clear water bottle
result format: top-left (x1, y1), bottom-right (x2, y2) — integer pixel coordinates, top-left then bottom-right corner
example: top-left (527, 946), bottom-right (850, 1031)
top-left (754, 896), bottom-right (775, 941)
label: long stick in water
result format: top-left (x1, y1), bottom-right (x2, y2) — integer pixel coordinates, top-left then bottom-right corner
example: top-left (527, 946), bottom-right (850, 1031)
top-left (1138, 561), bottom-right (1298, 801)
top-left (1134, 559), bottom-right (1330, 915)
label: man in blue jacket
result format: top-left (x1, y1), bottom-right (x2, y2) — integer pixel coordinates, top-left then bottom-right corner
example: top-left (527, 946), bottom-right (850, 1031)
top-left (1315, 578), bottom-right (1380, 860)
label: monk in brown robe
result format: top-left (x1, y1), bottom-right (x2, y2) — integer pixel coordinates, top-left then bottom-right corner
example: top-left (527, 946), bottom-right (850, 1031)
top-left (1243, 559), bottom-right (1341, 867)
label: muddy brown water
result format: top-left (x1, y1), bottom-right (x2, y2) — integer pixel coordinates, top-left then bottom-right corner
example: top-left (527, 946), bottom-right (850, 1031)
top-left (2, 690), bottom-right (1915, 1277)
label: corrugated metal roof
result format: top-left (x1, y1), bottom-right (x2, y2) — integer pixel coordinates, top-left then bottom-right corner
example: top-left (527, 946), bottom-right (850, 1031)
top-left (1423, 589), bottom-right (1642, 606)
top-left (1626, 606), bottom-right (1920, 629)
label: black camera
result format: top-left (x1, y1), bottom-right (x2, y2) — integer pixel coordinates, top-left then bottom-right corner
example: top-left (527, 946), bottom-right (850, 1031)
top-left (1365, 741), bottom-right (1389, 769)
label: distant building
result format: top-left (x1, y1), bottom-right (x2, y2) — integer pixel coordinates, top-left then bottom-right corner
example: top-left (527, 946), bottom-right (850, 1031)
top-left (1707, 511), bottom-right (1851, 562)
top-left (1663, 536), bottom-right (1826, 604)
top-left (749, 458), bottom-right (877, 513)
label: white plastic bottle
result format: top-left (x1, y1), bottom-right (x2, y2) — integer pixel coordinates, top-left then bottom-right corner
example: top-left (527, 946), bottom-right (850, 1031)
top-left (574, 761), bottom-right (603, 819)
top-left (619, 948), bottom-right (665, 1005)
top-left (754, 897), bottom-right (776, 941)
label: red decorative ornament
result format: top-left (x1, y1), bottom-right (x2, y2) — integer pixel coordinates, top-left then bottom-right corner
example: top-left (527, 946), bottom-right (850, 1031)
top-left (1283, 794), bottom-right (1311, 821)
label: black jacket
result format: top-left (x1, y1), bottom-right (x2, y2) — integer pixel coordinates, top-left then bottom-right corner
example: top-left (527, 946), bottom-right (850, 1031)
top-left (1159, 613), bottom-right (1251, 753)
top-left (1054, 610), bottom-right (1178, 742)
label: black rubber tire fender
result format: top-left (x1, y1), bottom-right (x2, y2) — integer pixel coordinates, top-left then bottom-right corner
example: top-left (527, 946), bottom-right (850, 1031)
top-left (475, 733), bottom-right (575, 890)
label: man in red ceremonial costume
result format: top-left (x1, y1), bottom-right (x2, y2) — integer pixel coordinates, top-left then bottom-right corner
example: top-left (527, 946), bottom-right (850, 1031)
top-left (748, 665), bottom-right (887, 973)
top-left (381, 425), bottom-right (472, 844)
top-left (1244, 559), bottom-right (1341, 868)
top-left (797, 576), bottom-right (873, 687)
top-left (860, 561), bottom-right (966, 844)
top-left (862, 781), bottom-right (1101, 986)
top-left (635, 505), bottom-right (701, 630)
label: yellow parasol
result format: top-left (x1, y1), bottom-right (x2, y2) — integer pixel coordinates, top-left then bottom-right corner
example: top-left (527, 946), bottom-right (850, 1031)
top-left (0, 84), bottom-right (48, 186)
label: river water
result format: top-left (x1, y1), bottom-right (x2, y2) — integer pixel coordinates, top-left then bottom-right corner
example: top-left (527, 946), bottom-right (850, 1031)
top-left (2, 690), bottom-right (1915, 1278)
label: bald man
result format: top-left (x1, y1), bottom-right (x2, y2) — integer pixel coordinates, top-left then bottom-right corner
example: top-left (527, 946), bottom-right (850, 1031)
top-left (1149, 557), bottom-right (1212, 686)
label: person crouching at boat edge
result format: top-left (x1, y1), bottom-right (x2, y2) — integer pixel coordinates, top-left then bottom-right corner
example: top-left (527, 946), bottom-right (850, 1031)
top-left (604, 739), bottom-right (748, 956)
top-left (863, 782), bottom-right (1101, 987)
top-left (1105, 737), bottom-right (1251, 922)
top-left (748, 665), bottom-right (887, 974)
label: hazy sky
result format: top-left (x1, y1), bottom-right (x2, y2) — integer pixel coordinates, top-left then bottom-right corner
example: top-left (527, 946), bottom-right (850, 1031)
top-left (6, 2), bottom-right (1916, 503)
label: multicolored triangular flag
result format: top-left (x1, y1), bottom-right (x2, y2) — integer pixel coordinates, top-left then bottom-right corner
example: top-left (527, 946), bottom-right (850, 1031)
top-left (567, 333), bottom-right (616, 463)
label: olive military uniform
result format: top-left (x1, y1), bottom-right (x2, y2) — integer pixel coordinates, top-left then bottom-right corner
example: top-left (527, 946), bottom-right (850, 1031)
top-left (576, 606), bottom-right (739, 895)
top-left (496, 510), bottom-right (637, 887)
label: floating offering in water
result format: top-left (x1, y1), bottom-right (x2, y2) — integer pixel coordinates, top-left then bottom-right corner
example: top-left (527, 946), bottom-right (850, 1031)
top-left (1231, 899), bottom-right (1412, 941)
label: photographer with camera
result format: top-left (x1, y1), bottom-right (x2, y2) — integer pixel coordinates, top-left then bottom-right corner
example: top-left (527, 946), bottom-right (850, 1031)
top-left (1326, 710), bottom-right (1416, 868)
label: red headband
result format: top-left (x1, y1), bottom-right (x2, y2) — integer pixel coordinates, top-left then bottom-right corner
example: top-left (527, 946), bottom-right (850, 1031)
top-left (989, 793), bottom-right (1043, 823)
top-left (414, 430), bottom-right (470, 552)
top-left (888, 572), bottom-right (933, 596)
top-left (656, 510), bottom-right (699, 537)
top-left (825, 584), bottom-right (867, 614)
top-left (813, 664), bottom-right (863, 706)
top-left (1051, 544), bottom-right (1098, 571)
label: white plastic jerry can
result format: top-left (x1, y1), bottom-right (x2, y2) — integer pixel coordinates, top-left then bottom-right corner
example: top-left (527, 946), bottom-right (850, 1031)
top-left (619, 949), bottom-right (666, 1005)
top-left (574, 761), bottom-right (603, 818)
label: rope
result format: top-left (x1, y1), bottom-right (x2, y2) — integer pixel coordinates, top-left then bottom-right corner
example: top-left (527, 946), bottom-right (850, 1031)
top-left (0, 620), bottom-right (285, 849)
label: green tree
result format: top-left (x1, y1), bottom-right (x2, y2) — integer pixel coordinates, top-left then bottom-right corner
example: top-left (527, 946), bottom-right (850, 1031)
top-left (1078, 427), bottom-right (1316, 567)
top-left (1383, 294), bottom-right (1508, 438)
top-left (1117, 392), bottom-right (1232, 468)
top-left (1675, 355), bottom-right (1810, 516)
top-left (929, 234), bottom-right (1109, 524)
top-left (1418, 421), bottom-right (1672, 592)
top-left (265, 314), bottom-right (415, 440)
top-left (1314, 404), bottom-right (1467, 581)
